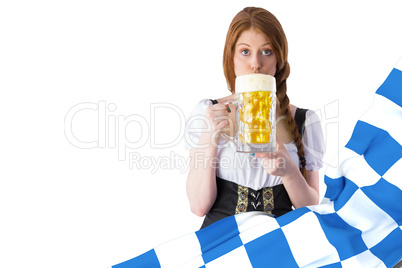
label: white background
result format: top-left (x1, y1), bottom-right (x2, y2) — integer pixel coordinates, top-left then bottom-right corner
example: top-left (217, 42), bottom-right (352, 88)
top-left (1, 1), bottom-right (401, 267)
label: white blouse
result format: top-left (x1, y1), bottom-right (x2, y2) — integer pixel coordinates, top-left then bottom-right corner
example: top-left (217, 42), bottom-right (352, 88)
top-left (184, 99), bottom-right (325, 190)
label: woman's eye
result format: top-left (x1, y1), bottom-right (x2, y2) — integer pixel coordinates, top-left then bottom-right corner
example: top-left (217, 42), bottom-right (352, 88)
top-left (241, 49), bottom-right (250, 56)
top-left (262, 49), bottom-right (272, 56)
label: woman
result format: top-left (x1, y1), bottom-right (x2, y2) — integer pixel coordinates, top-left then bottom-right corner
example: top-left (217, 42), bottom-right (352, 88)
top-left (184, 7), bottom-right (324, 228)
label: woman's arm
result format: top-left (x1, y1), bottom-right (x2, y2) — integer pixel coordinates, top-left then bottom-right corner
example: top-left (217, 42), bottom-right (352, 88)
top-left (256, 141), bottom-right (320, 208)
top-left (186, 134), bottom-right (219, 216)
top-left (281, 164), bottom-right (319, 208)
top-left (186, 103), bottom-right (229, 216)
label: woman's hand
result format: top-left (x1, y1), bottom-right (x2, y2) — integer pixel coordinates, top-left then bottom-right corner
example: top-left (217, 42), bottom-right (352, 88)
top-left (255, 139), bottom-right (319, 208)
top-left (255, 139), bottom-right (298, 178)
top-left (205, 103), bottom-right (231, 136)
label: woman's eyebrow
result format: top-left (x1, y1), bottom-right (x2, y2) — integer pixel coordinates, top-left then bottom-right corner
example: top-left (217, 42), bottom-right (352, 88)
top-left (236, 43), bottom-right (250, 47)
top-left (236, 42), bottom-right (271, 47)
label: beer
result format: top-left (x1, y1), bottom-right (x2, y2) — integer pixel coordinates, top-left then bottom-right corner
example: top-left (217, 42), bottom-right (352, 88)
top-left (238, 90), bottom-right (273, 143)
top-left (221, 73), bottom-right (276, 152)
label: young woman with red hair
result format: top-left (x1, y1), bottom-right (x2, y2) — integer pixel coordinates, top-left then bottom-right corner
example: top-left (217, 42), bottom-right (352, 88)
top-left (184, 7), bottom-right (325, 228)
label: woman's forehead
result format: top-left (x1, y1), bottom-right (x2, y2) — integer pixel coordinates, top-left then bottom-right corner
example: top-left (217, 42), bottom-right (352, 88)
top-left (236, 28), bottom-right (270, 45)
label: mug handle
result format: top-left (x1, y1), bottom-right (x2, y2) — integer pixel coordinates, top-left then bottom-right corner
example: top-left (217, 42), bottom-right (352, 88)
top-left (219, 101), bottom-right (236, 143)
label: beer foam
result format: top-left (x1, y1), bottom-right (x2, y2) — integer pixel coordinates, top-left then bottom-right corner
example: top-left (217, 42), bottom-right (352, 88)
top-left (235, 74), bottom-right (276, 93)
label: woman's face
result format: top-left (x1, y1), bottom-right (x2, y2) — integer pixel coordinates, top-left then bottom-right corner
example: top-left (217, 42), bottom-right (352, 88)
top-left (233, 28), bottom-right (277, 77)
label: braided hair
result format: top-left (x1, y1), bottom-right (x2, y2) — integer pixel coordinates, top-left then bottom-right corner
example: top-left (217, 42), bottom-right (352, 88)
top-left (275, 62), bottom-right (307, 177)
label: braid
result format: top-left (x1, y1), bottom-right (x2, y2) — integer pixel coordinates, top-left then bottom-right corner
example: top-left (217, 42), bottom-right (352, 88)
top-left (275, 62), bottom-right (307, 178)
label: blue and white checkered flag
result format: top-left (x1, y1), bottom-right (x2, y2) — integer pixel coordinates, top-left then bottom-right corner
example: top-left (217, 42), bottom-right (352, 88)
top-left (112, 58), bottom-right (402, 268)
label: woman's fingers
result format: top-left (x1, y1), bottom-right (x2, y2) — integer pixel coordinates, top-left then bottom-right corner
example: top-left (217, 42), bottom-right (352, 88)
top-left (216, 119), bottom-right (228, 129)
top-left (206, 104), bottom-right (231, 131)
top-left (254, 139), bottom-right (290, 176)
top-left (255, 152), bottom-right (274, 159)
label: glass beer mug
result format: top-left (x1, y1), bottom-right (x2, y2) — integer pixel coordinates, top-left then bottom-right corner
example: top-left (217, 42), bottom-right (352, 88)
top-left (220, 73), bottom-right (277, 153)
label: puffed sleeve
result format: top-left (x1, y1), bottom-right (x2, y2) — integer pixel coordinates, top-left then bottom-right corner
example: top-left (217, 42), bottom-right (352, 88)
top-left (183, 99), bottom-right (213, 150)
top-left (303, 110), bottom-right (325, 171)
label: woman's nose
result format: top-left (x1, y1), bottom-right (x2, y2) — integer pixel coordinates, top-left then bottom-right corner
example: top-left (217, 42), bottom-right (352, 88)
top-left (250, 55), bottom-right (261, 72)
